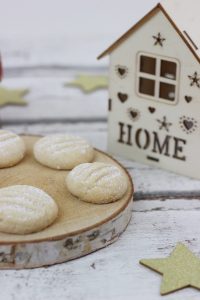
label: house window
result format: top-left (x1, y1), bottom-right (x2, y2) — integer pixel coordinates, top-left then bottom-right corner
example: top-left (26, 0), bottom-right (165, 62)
top-left (137, 53), bottom-right (179, 104)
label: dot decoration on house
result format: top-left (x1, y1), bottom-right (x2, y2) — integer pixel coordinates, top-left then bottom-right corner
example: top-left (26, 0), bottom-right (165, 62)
top-left (179, 116), bottom-right (197, 134)
top-left (152, 32), bottom-right (166, 47)
top-left (188, 72), bottom-right (200, 88)
top-left (157, 116), bottom-right (172, 132)
top-left (115, 65), bottom-right (128, 79)
top-left (140, 243), bottom-right (200, 295)
top-left (127, 108), bottom-right (140, 122)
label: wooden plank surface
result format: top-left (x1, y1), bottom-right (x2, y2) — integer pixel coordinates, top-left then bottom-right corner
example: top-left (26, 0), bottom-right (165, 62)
top-left (2, 68), bottom-right (200, 300)
top-left (0, 199), bottom-right (200, 300)
top-left (1, 0), bottom-right (200, 298)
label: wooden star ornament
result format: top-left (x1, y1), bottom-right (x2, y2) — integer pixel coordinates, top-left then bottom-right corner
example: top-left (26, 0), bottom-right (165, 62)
top-left (0, 87), bottom-right (28, 107)
top-left (66, 75), bottom-right (108, 93)
top-left (140, 243), bottom-right (200, 295)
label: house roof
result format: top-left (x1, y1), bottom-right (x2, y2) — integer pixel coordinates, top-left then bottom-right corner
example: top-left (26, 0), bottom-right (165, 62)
top-left (97, 1), bottom-right (200, 63)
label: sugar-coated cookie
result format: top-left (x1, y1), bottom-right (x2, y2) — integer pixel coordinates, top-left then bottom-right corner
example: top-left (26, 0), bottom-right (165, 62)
top-left (0, 185), bottom-right (58, 234)
top-left (34, 134), bottom-right (94, 170)
top-left (0, 130), bottom-right (25, 168)
top-left (66, 162), bottom-right (128, 204)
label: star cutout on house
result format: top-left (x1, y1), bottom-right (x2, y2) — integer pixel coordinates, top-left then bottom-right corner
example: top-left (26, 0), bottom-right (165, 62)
top-left (0, 87), bottom-right (28, 107)
top-left (66, 75), bottom-right (108, 93)
top-left (188, 72), bottom-right (200, 88)
top-left (157, 116), bottom-right (172, 132)
top-left (140, 243), bottom-right (200, 295)
top-left (153, 32), bottom-right (166, 47)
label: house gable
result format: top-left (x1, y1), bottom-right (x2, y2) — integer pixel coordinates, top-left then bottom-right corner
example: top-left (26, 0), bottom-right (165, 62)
top-left (98, 3), bottom-right (200, 64)
top-left (162, 0), bottom-right (200, 57)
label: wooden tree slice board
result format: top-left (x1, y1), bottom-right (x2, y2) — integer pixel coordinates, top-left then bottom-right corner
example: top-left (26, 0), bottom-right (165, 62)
top-left (0, 135), bottom-right (133, 269)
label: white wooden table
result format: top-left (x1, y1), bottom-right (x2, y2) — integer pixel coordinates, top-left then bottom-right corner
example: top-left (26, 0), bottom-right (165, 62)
top-left (1, 1), bottom-right (200, 299)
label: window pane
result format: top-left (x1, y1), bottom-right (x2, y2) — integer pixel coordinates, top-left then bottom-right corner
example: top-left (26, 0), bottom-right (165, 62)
top-left (139, 78), bottom-right (155, 96)
top-left (160, 60), bottom-right (177, 80)
top-left (140, 56), bottom-right (156, 75)
top-left (159, 82), bottom-right (176, 101)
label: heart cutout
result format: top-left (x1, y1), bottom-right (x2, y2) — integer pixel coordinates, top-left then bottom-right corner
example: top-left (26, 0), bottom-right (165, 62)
top-left (185, 96), bottom-right (192, 103)
top-left (116, 65), bottom-right (128, 78)
top-left (148, 107), bottom-right (156, 113)
top-left (179, 116), bottom-right (197, 134)
top-left (118, 92), bottom-right (128, 103)
top-left (130, 110), bottom-right (138, 119)
top-left (118, 67), bottom-right (126, 76)
top-left (128, 108), bottom-right (140, 122)
top-left (183, 120), bottom-right (193, 130)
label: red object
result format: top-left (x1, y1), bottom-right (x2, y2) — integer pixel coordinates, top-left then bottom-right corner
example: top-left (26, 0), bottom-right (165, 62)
top-left (0, 55), bottom-right (3, 82)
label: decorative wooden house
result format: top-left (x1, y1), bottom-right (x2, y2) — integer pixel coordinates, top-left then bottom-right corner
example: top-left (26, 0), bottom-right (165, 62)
top-left (98, 0), bottom-right (200, 179)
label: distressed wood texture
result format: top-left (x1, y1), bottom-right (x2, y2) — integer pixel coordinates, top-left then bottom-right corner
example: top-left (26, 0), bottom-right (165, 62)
top-left (1, 33), bottom-right (200, 298)
top-left (0, 135), bottom-right (133, 269)
top-left (1, 69), bottom-right (200, 300)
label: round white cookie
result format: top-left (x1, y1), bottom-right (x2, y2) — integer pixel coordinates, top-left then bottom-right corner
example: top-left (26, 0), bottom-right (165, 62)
top-left (0, 185), bottom-right (58, 234)
top-left (66, 162), bottom-right (128, 204)
top-left (34, 134), bottom-right (94, 170)
top-left (0, 130), bottom-right (25, 168)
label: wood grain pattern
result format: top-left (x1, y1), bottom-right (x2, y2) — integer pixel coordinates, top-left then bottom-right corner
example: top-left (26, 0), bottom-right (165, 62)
top-left (0, 135), bottom-right (133, 269)
top-left (1, 13), bottom-right (200, 297)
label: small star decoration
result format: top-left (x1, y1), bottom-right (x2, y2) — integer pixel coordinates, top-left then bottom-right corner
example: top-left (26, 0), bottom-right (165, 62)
top-left (153, 32), bottom-right (166, 47)
top-left (0, 87), bottom-right (28, 107)
top-left (66, 75), bottom-right (108, 93)
top-left (157, 116), bottom-right (172, 132)
top-left (188, 72), bottom-right (200, 88)
top-left (140, 243), bottom-right (200, 295)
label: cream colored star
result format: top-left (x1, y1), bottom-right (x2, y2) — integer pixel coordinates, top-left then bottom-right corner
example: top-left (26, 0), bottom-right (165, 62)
top-left (140, 243), bottom-right (200, 295)
top-left (0, 87), bottom-right (28, 107)
top-left (66, 75), bottom-right (108, 93)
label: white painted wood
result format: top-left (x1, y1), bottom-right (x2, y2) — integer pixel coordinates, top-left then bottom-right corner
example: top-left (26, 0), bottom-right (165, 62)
top-left (107, 7), bottom-right (200, 179)
top-left (0, 199), bottom-right (200, 300)
top-left (162, 0), bottom-right (200, 55)
top-left (0, 75), bottom-right (107, 122)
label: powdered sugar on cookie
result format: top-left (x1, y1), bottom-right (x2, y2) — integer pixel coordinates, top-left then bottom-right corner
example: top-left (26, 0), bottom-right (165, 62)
top-left (34, 134), bottom-right (94, 170)
top-left (0, 130), bottom-right (25, 168)
top-left (0, 185), bottom-right (58, 234)
top-left (66, 162), bottom-right (128, 204)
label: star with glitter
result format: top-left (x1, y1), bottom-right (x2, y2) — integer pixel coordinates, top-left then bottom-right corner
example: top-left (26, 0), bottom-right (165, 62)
top-left (140, 243), bottom-right (200, 295)
top-left (157, 116), bottom-right (172, 132)
top-left (188, 72), bottom-right (200, 88)
top-left (153, 32), bottom-right (166, 47)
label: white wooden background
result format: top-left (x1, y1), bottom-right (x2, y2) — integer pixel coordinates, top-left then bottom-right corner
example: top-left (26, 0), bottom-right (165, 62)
top-left (1, 0), bottom-right (200, 299)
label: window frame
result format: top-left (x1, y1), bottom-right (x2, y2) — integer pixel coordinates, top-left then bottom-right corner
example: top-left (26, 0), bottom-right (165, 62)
top-left (136, 52), bottom-right (180, 105)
